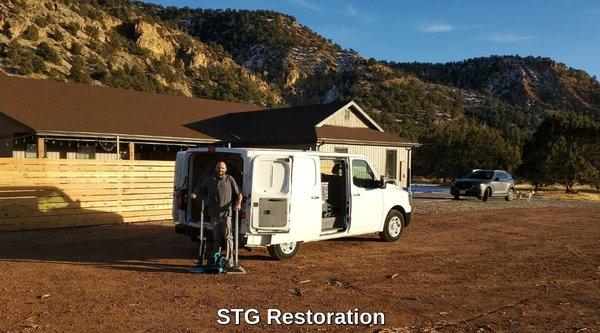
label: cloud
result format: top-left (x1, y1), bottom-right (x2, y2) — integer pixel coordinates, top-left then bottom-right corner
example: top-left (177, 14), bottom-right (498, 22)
top-left (345, 5), bottom-right (376, 23)
top-left (487, 32), bottom-right (533, 43)
top-left (417, 23), bottom-right (455, 33)
top-left (289, 0), bottom-right (322, 12)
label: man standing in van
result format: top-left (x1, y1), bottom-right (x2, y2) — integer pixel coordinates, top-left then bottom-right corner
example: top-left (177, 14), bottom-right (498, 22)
top-left (190, 161), bottom-right (242, 266)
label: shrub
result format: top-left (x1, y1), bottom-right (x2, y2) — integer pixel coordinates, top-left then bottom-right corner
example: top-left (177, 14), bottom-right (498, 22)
top-left (31, 55), bottom-right (47, 72)
top-left (70, 55), bottom-right (91, 84)
top-left (48, 29), bottom-right (64, 41)
top-left (36, 42), bottom-right (61, 64)
top-left (34, 16), bottom-right (49, 28)
top-left (83, 25), bottom-right (100, 39)
top-left (61, 21), bottom-right (80, 35)
top-left (8, 42), bottom-right (46, 75)
top-left (21, 25), bottom-right (39, 41)
top-left (70, 41), bottom-right (83, 55)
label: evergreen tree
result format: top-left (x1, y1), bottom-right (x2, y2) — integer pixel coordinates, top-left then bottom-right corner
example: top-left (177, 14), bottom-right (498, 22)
top-left (520, 112), bottom-right (600, 192)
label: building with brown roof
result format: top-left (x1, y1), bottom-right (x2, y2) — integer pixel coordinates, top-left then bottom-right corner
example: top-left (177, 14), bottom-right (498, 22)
top-left (0, 75), bottom-right (418, 186)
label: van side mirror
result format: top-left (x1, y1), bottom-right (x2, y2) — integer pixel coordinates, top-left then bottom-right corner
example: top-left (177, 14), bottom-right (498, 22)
top-left (380, 175), bottom-right (386, 189)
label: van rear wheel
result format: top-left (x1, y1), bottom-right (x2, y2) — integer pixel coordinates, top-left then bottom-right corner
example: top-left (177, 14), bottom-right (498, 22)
top-left (379, 210), bottom-right (405, 242)
top-left (267, 242), bottom-right (300, 260)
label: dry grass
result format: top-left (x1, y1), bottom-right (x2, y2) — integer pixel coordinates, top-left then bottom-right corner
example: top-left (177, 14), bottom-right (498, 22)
top-left (515, 184), bottom-right (600, 202)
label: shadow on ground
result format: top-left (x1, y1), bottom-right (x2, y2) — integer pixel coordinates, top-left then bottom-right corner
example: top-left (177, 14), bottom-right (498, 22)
top-left (0, 222), bottom-right (274, 274)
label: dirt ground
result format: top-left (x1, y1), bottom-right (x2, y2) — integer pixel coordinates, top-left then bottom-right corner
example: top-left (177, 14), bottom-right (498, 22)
top-left (1, 206), bottom-right (599, 332)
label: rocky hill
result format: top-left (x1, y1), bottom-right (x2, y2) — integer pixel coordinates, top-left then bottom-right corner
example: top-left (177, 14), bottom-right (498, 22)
top-left (0, 0), bottom-right (283, 107)
top-left (393, 56), bottom-right (600, 120)
top-left (1, 0), bottom-right (599, 141)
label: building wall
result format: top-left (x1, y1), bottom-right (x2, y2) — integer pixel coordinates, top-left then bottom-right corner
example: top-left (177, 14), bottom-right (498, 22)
top-left (319, 143), bottom-right (410, 187)
top-left (321, 107), bottom-right (369, 128)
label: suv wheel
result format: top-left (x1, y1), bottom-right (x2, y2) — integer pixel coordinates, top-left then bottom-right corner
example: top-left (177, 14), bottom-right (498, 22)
top-left (505, 187), bottom-right (515, 201)
top-left (482, 188), bottom-right (491, 202)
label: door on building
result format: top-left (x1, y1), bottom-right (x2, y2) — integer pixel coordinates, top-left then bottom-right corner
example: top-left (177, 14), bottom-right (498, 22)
top-left (385, 149), bottom-right (398, 183)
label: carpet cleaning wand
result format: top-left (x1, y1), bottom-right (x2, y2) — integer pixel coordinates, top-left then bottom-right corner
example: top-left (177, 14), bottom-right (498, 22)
top-left (227, 209), bottom-right (246, 274)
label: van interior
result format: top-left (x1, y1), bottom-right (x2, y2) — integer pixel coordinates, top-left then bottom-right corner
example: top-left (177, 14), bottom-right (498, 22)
top-left (319, 158), bottom-right (348, 234)
top-left (187, 153), bottom-right (244, 224)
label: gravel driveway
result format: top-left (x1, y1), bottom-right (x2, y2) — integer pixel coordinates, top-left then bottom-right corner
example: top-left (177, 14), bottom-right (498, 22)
top-left (411, 196), bottom-right (600, 215)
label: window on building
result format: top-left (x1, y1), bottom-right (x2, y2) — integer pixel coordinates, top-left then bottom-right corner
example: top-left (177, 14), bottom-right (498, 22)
top-left (344, 108), bottom-right (350, 120)
top-left (77, 146), bottom-right (95, 159)
top-left (385, 150), bottom-right (397, 179)
top-left (352, 159), bottom-right (377, 188)
top-left (334, 147), bottom-right (348, 154)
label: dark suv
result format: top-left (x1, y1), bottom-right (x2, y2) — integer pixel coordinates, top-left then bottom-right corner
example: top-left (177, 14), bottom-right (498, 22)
top-left (451, 170), bottom-right (516, 201)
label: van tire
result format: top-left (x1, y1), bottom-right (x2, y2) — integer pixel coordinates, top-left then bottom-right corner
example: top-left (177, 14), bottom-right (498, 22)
top-left (379, 210), bottom-right (404, 242)
top-left (267, 242), bottom-right (300, 260)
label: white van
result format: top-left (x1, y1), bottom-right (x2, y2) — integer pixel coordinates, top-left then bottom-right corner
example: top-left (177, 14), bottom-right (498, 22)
top-left (172, 148), bottom-right (412, 260)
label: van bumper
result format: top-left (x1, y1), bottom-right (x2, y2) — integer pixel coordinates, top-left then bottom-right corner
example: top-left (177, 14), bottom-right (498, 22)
top-left (404, 212), bottom-right (411, 228)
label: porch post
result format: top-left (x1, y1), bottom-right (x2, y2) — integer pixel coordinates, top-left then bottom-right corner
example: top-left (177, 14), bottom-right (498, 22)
top-left (129, 142), bottom-right (135, 160)
top-left (37, 137), bottom-right (45, 159)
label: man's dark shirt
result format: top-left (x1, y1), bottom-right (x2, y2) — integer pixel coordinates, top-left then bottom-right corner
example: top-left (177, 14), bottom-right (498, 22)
top-left (193, 174), bottom-right (240, 217)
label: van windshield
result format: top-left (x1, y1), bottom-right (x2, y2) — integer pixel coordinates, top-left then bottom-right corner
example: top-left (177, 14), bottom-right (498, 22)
top-left (463, 170), bottom-right (494, 180)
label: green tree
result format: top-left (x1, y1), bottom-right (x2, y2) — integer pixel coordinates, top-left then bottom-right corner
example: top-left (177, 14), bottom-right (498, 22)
top-left (36, 42), bottom-right (61, 64)
top-left (61, 21), bottom-right (80, 36)
top-left (70, 41), bottom-right (83, 55)
top-left (70, 56), bottom-right (91, 84)
top-left (520, 112), bottom-right (600, 192)
top-left (21, 25), bottom-right (39, 41)
top-left (415, 121), bottom-right (521, 181)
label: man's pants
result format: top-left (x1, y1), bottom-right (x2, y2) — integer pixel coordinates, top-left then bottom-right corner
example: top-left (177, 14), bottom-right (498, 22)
top-left (210, 216), bottom-right (233, 264)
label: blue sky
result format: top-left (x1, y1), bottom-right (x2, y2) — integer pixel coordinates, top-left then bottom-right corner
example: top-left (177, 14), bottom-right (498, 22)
top-left (144, 0), bottom-right (600, 78)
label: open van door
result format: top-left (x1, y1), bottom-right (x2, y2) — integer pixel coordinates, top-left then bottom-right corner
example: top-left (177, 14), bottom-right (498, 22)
top-left (172, 151), bottom-right (189, 221)
top-left (250, 155), bottom-right (292, 232)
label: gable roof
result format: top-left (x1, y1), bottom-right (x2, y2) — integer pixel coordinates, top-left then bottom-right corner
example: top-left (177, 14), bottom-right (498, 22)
top-left (184, 102), bottom-right (417, 146)
top-left (0, 74), bottom-right (261, 142)
top-left (316, 101), bottom-right (384, 132)
top-left (182, 101), bottom-right (346, 144)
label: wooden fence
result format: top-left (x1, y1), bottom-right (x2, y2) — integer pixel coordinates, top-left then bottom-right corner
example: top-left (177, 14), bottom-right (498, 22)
top-left (0, 158), bottom-right (175, 231)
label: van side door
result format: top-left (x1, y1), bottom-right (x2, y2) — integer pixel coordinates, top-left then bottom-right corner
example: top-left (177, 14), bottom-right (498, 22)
top-left (349, 158), bottom-right (383, 233)
top-left (289, 155), bottom-right (322, 241)
top-left (250, 155), bottom-right (292, 232)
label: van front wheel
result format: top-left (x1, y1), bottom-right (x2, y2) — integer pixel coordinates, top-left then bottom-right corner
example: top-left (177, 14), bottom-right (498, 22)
top-left (379, 210), bottom-right (405, 242)
top-left (267, 242), bottom-right (300, 260)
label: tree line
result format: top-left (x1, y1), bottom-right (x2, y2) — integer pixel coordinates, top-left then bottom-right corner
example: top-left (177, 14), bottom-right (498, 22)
top-left (414, 112), bottom-right (600, 192)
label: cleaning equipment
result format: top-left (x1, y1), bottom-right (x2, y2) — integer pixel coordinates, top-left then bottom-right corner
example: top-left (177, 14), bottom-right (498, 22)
top-left (189, 202), bottom-right (246, 274)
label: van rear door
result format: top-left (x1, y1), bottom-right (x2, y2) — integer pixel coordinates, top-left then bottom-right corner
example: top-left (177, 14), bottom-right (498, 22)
top-left (250, 155), bottom-right (292, 232)
top-left (172, 150), bottom-right (189, 221)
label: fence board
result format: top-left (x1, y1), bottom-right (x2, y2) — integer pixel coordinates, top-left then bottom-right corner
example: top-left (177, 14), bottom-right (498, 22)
top-left (0, 158), bottom-right (176, 230)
